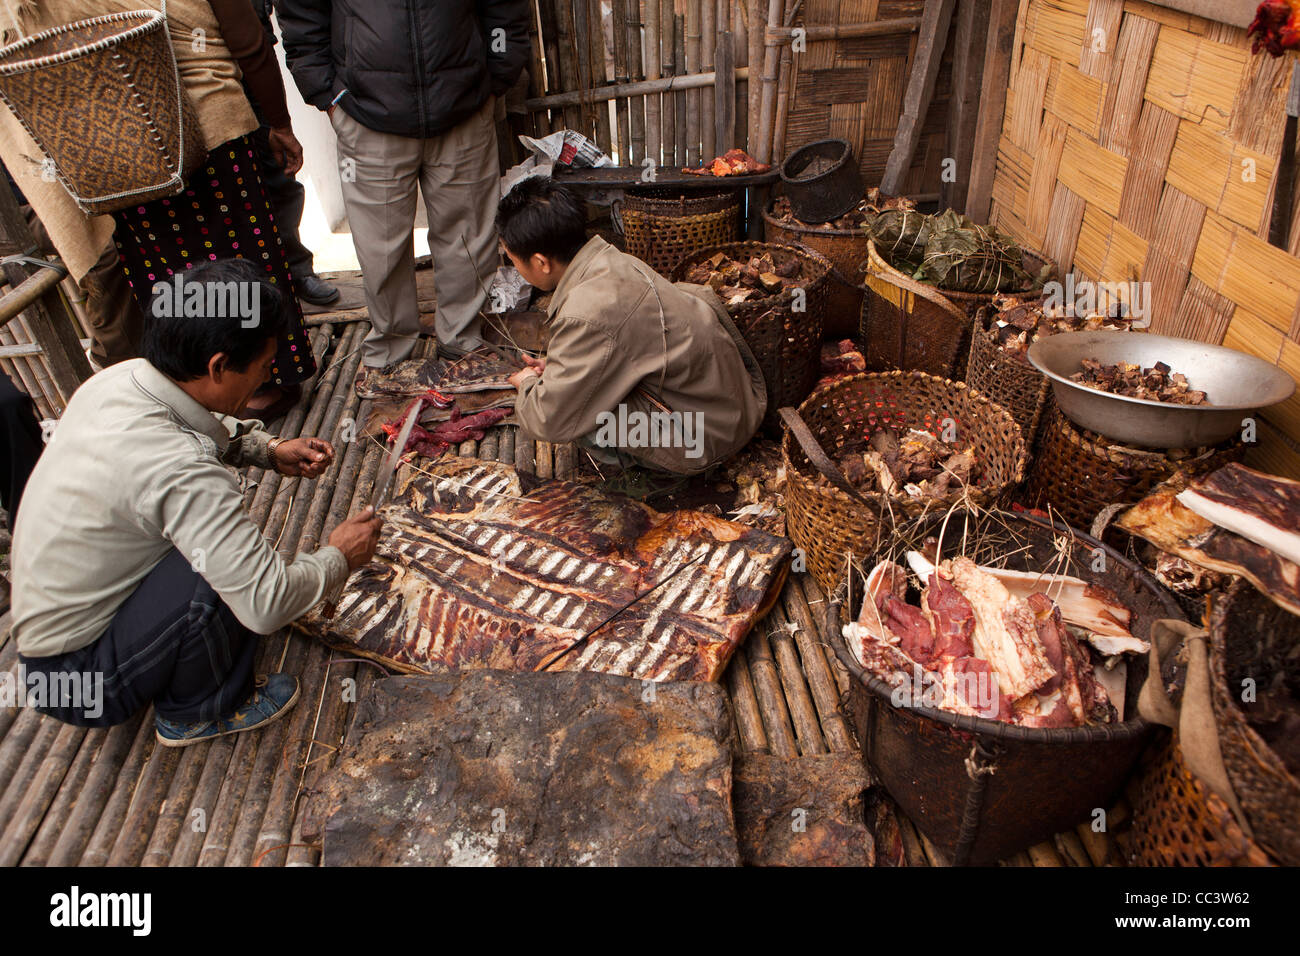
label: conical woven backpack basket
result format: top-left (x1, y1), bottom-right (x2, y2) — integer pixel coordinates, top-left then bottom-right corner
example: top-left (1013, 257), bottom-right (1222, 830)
top-left (0, 2), bottom-right (203, 215)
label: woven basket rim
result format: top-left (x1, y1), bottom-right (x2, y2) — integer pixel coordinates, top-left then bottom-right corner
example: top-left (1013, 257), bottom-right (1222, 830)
top-left (672, 239), bottom-right (833, 309)
top-left (0, 10), bottom-right (163, 75)
top-left (1045, 405), bottom-right (1240, 461)
top-left (782, 369), bottom-right (1030, 508)
top-left (1209, 580), bottom-right (1300, 791)
top-left (823, 509), bottom-right (1157, 744)
top-left (763, 201), bottom-right (872, 239)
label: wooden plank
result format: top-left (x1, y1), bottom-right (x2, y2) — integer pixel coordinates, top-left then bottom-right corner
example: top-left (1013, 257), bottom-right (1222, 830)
top-left (880, 0), bottom-right (957, 195)
top-left (942, 0), bottom-right (991, 212)
top-left (967, 0), bottom-right (1020, 223)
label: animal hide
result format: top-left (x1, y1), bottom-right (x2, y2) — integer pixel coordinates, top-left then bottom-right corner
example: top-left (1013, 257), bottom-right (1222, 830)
top-left (298, 457), bottom-right (792, 682)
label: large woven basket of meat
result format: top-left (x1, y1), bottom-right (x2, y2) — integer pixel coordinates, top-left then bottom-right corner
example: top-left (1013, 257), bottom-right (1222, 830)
top-left (822, 508), bottom-right (1181, 865)
top-left (673, 240), bottom-right (832, 430)
top-left (781, 370), bottom-right (1029, 596)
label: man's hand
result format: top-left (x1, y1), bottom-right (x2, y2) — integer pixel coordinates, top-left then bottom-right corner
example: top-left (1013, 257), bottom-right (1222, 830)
top-left (509, 353), bottom-right (545, 389)
top-left (274, 437), bottom-right (334, 477)
top-left (329, 506), bottom-right (383, 571)
top-left (267, 125), bottom-right (304, 175)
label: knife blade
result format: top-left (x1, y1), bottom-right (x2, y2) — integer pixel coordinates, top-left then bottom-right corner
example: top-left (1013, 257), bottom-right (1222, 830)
top-left (1269, 62), bottom-right (1300, 249)
top-left (321, 400), bottom-right (421, 619)
top-left (371, 399), bottom-right (422, 509)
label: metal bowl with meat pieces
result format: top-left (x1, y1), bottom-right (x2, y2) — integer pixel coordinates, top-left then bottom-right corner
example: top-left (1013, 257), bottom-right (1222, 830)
top-left (1028, 331), bottom-right (1295, 449)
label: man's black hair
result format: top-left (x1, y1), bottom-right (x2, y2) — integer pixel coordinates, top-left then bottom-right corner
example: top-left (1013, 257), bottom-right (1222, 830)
top-left (496, 176), bottom-right (588, 263)
top-left (141, 258), bottom-right (288, 382)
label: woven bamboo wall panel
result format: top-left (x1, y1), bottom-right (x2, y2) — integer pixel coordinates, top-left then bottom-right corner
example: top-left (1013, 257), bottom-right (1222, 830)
top-left (989, 0), bottom-right (1300, 477)
top-left (782, 0), bottom-right (952, 193)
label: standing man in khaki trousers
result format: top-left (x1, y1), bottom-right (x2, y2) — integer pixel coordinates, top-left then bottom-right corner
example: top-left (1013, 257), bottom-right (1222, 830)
top-left (276, 0), bottom-right (531, 373)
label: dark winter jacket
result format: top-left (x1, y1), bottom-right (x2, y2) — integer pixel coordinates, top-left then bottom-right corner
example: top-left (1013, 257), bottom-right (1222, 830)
top-left (275, 0), bottom-right (530, 139)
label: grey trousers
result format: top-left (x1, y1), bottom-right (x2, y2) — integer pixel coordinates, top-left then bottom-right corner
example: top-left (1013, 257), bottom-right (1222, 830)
top-left (331, 98), bottom-right (500, 368)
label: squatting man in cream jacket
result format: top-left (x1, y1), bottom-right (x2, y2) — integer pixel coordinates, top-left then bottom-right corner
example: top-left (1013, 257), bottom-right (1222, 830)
top-left (10, 259), bottom-right (381, 746)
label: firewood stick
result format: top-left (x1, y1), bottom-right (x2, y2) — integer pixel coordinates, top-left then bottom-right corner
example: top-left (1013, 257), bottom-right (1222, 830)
top-left (781, 578), bottom-right (857, 752)
top-left (1054, 829), bottom-right (1092, 866)
top-left (744, 629), bottom-right (799, 757)
top-left (765, 604), bottom-right (828, 754)
top-left (725, 649), bottom-right (770, 754)
top-left (1027, 839), bottom-right (1066, 867)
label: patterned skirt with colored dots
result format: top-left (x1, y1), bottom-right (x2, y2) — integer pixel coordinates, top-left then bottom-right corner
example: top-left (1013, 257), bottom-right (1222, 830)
top-left (112, 135), bottom-right (317, 387)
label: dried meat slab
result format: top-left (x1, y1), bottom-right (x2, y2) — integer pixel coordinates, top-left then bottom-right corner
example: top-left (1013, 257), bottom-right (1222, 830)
top-left (355, 349), bottom-right (523, 401)
top-left (297, 456), bottom-right (792, 681)
top-left (1118, 487), bottom-right (1300, 617)
top-left (302, 671), bottom-right (739, 866)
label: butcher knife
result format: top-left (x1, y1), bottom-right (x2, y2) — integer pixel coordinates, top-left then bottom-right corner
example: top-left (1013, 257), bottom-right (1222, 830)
top-left (1269, 62), bottom-right (1300, 249)
top-left (321, 401), bottom-right (421, 619)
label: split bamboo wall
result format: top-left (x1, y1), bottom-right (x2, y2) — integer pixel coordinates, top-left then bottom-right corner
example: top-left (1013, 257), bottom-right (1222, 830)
top-left (989, 0), bottom-right (1300, 479)
top-left (782, 0), bottom-right (954, 195)
top-left (520, 0), bottom-right (950, 198)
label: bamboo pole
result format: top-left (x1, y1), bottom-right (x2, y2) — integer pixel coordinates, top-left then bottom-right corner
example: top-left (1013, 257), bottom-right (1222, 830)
top-left (725, 646), bottom-right (771, 754)
top-left (765, 605), bottom-right (828, 755)
top-left (167, 736), bottom-right (238, 866)
top-left (766, 19), bottom-right (921, 43)
top-left (0, 323), bottom-right (53, 421)
top-left (552, 0), bottom-right (584, 132)
top-left (138, 743), bottom-right (208, 866)
top-left (754, 0), bottom-right (784, 165)
top-left (478, 428), bottom-right (500, 462)
top-left (796, 573), bottom-right (850, 694)
top-left (78, 714), bottom-right (156, 865)
top-left (222, 634), bottom-right (314, 867)
top-left (587, 0), bottom-right (613, 154)
top-left (537, 0), bottom-right (566, 134)
top-left (523, 66), bottom-right (749, 109)
top-left (770, 0), bottom-right (799, 163)
top-left (0, 717), bottom-right (61, 841)
top-left (554, 440), bottom-right (575, 479)
top-left (686, 0), bottom-right (702, 168)
top-left (45, 714), bottom-right (144, 866)
top-left (497, 424), bottom-right (516, 463)
top-left (746, 0), bottom-right (762, 154)
top-left (0, 723), bottom-right (89, 865)
top-left (781, 576), bottom-right (857, 752)
top-left (674, 14), bottom-right (687, 167)
top-left (515, 431), bottom-right (536, 475)
top-left (661, 1), bottom-right (677, 167)
top-left (645, 0), bottom-right (662, 166)
top-left (714, 31), bottom-right (736, 152)
top-left (104, 740), bottom-right (182, 866)
top-left (896, 811), bottom-right (930, 866)
top-left (741, 637), bottom-right (799, 757)
top-left (15, 316), bottom-right (65, 415)
top-left (535, 440), bottom-right (554, 478)
top-left (1053, 829), bottom-right (1092, 866)
top-left (612, 0), bottom-right (631, 162)
top-left (625, 0), bottom-right (645, 164)
top-left (0, 707), bottom-right (42, 792)
top-left (196, 725), bottom-right (260, 865)
top-left (701, 0), bottom-right (716, 161)
top-left (20, 726), bottom-right (106, 866)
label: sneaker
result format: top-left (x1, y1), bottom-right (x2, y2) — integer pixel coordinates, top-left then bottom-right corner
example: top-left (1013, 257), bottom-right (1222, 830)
top-left (297, 274), bottom-right (341, 306)
top-left (435, 341), bottom-right (490, 362)
top-left (154, 673), bottom-right (301, 748)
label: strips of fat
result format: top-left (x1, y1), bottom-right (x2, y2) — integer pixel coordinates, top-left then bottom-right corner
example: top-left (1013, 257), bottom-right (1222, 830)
top-left (947, 557), bottom-right (1056, 700)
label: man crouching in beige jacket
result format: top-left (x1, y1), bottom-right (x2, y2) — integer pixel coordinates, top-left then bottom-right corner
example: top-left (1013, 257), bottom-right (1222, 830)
top-left (11, 259), bottom-right (381, 747)
top-left (498, 177), bottom-right (766, 475)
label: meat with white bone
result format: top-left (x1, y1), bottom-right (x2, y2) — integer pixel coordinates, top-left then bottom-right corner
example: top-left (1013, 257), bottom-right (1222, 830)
top-left (1175, 463), bottom-right (1300, 566)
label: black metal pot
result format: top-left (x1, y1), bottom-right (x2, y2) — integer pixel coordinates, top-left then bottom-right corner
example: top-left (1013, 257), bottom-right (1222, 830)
top-left (779, 139), bottom-right (864, 224)
top-left (823, 509), bottom-right (1182, 865)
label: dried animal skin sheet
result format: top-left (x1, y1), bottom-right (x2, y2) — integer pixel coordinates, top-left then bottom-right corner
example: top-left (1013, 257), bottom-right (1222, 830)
top-left (297, 457), bottom-right (792, 682)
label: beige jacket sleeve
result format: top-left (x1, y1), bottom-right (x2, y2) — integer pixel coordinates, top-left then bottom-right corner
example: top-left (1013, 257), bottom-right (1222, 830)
top-left (514, 316), bottom-right (634, 443)
top-left (144, 456), bottom-right (349, 633)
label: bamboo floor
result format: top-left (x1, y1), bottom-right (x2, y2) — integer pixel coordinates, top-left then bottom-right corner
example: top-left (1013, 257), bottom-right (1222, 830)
top-left (0, 310), bottom-right (1128, 867)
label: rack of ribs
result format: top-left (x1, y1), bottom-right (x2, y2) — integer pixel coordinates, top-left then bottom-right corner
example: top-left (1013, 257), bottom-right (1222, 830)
top-left (297, 457), bottom-right (793, 682)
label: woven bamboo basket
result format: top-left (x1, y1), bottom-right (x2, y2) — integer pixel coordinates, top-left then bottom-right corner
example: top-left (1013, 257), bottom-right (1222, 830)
top-left (823, 509), bottom-right (1172, 865)
top-left (965, 305), bottom-right (1053, 444)
top-left (862, 241), bottom-right (1055, 378)
top-left (0, 4), bottom-right (204, 214)
top-left (1122, 735), bottom-right (1275, 866)
top-left (762, 202), bottom-right (870, 339)
top-left (672, 241), bottom-right (831, 430)
top-left (781, 371), bottom-right (1029, 595)
top-left (1209, 581), bottom-right (1300, 865)
top-left (1025, 405), bottom-right (1246, 532)
top-left (620, 189), bottom-right (741, 277)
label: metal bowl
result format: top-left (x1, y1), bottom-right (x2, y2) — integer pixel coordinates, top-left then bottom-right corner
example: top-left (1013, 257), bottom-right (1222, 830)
top-left (1027, 331), bottom-right (1295, 449)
